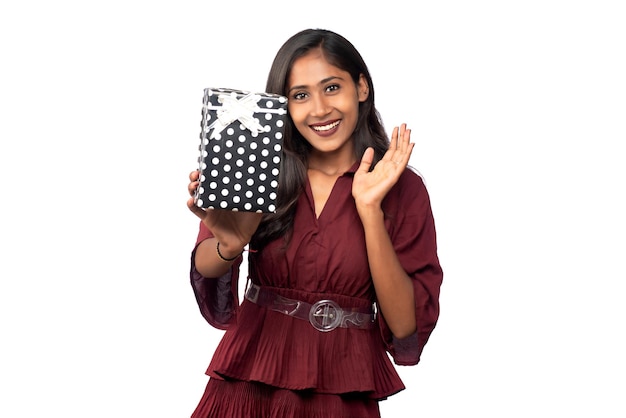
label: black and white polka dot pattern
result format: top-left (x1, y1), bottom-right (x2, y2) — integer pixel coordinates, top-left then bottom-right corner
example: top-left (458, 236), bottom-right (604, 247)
top-left (194, 87), bottom-right (287, 213)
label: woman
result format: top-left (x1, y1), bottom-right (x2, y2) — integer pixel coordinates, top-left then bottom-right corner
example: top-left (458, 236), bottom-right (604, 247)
top-left (186, 28), bottom-right (443, 418)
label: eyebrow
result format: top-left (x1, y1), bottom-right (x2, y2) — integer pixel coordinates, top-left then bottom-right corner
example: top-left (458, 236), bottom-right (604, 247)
top-left (287, 76), bottom-right (344, 94)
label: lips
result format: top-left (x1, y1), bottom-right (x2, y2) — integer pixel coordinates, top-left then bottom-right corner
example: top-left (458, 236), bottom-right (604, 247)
top-left (310, 120), bottom-right (340, 136)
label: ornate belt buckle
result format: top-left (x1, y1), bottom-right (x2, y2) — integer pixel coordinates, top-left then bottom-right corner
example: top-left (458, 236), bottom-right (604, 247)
top-left (309, 300), bottom-right (342, 332)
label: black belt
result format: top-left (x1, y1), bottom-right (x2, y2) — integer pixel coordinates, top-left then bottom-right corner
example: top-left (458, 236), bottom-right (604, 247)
top-left (244, 284), bottom-right (375, 332)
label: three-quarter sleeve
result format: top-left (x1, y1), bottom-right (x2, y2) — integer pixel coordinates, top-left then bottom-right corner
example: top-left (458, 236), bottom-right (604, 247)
top-left (189, 222), bottom-right (242, 330)
top-left (379, 170), bottom-right (444, 365)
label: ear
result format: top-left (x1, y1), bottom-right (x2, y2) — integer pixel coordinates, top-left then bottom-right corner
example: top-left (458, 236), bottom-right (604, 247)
top-left (357, 74), bottom-right (369, 102)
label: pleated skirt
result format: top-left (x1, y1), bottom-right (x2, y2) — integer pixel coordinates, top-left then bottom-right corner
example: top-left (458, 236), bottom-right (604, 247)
top-left (191, 378), bottom-right (381, 418)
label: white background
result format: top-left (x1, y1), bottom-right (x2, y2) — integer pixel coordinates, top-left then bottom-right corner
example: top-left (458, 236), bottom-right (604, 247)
top-left (1, 1), bottom-right (624, 417)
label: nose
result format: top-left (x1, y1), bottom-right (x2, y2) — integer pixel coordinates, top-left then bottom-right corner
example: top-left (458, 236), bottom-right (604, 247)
top-left (310, 93), bottom-right (331, 118)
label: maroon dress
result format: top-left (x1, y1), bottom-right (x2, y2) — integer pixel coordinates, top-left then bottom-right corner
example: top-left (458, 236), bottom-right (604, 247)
top-left (189, 164), bottom-right (443, 418)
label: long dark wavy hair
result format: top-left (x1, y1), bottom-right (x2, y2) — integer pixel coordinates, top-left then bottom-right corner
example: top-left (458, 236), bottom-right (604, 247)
top-left (251, 29), bottom-right (390, 250)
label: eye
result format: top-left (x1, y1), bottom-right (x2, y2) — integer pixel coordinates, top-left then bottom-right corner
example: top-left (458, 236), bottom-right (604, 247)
top-left (325, 84), bottom-right (340, 93)
top-left (292, 91), bottom-right (308, 100)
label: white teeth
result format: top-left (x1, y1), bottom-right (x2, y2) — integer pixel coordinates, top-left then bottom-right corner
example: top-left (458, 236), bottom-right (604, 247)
top-left (312, 121), bottom-right (340, 131)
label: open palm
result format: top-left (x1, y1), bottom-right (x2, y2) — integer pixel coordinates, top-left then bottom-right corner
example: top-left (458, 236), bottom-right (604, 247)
top-left (352, 124), bottom-right (414, 210)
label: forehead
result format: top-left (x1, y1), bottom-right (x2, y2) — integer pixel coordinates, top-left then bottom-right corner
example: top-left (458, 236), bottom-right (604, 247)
top-left (287, 49), bottom-right (349, 87)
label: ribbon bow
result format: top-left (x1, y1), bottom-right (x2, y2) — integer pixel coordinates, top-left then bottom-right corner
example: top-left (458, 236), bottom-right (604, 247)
top-left (207, 92), bottom-right (267, 139)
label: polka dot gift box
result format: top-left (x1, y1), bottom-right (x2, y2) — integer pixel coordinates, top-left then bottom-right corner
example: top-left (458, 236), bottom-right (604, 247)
top-left (194, 87), bottom-right (288, 213)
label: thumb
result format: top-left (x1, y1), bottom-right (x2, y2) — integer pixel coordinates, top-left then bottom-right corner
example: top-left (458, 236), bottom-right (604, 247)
top-left (187, 197), bottom-right (207, 220)
top-left (356, 147), bottom-right (374, 174)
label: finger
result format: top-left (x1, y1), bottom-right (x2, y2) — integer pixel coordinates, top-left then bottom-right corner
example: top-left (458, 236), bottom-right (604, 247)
top-left (356, 147), bottom-right (375, 174)
top-left (400, 127), bottom-right (411, 154)
top-left (394, 136), bottom-right (414, 169)
top-left (189, 170), bottom-right (200, 181)
top-left (187, 197), bottom-right (207, 219)
top-left (404, 141), bottom-right (415, 164)
top-left (381, 126), bottom-right (400, 166)
top-left (398, 123), bottom-right (410, 147)
top-left (188, 180), bottom-right (199, 196)
top-left (387, 125), bottom-right (404, 164)
top-left (398, 141), bottom-right (414, 169)
top-left (389, 126), bottom-right (399, 151)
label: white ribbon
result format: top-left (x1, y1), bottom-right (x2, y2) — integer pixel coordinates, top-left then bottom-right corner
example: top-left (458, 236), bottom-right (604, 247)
top-left (206, 92), bottom-right (282, 139)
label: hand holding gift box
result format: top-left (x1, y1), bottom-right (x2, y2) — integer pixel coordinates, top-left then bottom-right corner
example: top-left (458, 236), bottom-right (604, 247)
top-left (194, 88), bottom-right (288, 213)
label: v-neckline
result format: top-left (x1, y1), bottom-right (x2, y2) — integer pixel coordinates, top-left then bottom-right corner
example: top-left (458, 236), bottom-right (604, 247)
top-left (306, 161), bottom-right (358, 220)
top-left (306, 171), bottom-right (342, 220)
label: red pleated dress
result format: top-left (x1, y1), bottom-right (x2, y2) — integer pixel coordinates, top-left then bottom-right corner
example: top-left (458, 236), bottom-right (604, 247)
top-left (189, 164), bottom-right (443, 418)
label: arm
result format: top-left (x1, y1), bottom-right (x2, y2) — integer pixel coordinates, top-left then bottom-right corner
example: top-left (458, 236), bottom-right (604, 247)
top-left (189, 222), bottom-right (243, 329)
top-left (187, 169), bottom-right (262, 278)
top-left (360, 207), bottom-right (416, 338)
top-left (194, 236), bottom-right (239, 278)
top-left (353, 124), bottom-right (417, 338)
top-left (379, 179), bottom-right (443, 364)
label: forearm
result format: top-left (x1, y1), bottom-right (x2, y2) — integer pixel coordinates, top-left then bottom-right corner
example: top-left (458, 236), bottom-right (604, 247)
top-left (360, 207), bottom-right (416, 339)
top-left (194, 237), bottom-right (242, 278)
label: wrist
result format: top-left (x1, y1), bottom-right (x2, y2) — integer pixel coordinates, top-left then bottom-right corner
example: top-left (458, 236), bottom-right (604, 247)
top-left (356, 203), bottom-right (384, 221)
top-left (216, 241), bottom-right (243, 262)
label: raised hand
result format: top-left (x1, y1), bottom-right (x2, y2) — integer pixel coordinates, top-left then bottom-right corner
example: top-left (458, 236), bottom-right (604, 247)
top-left (352, 123), bottom-right (414, 214)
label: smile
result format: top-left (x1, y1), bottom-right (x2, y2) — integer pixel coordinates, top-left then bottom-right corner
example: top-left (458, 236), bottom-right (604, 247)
top-left (311, 120), bottom-right (340, 132)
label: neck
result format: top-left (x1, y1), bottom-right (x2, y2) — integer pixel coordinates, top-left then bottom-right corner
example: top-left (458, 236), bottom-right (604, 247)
top-left (308, 155), bottom-right (356, 176)
top-left (307, 145), bottom-right (356, 176)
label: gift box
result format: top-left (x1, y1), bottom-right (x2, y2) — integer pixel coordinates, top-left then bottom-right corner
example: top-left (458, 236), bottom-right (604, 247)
top-left (194, 87), bottom-right (288, 213)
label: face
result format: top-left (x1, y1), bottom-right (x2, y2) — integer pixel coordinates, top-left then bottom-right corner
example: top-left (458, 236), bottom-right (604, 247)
top-left (286, 49), bottom-right (368, 158)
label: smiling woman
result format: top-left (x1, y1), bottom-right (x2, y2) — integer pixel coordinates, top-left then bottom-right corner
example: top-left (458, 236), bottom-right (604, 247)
top-left (286, 49), bottom-right (368, 161)
top-left (186, 28), bottom-right (443, 418)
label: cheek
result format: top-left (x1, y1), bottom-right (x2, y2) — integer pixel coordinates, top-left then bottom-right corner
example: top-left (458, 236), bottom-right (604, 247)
top-left (336, 96), bottom-right (358, 114)
top-left (287, 106), bottom-right (306, 124)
